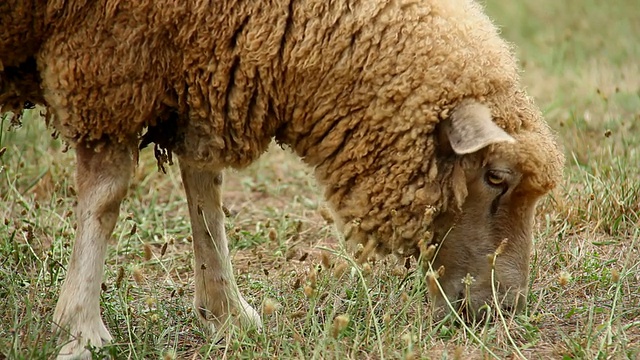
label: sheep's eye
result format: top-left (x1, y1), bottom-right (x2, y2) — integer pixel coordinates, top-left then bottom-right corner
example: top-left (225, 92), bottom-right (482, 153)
top-left (485, 171), bottom-right (507, 187)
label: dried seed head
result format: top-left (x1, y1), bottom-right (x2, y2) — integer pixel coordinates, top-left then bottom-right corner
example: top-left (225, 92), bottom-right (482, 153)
top-left (308, 267), bottom-right (317, 288)
top-left (558, 271), bottom-right (572, 287)
top-left (437, 265), bottom-right (445, 278)
top-left (268, 228), bottom-right (277, 242)
top-left (418, 238), bottom-right (428, 255)
top-left (426, 271), bottom-right (440, 296)
top-left (495, 238), bottom-right (508, 256)
top-left (486, 253), bottom-right (496, 266)
top-left (362, 262), bottom-right (372, 275)
top-left (604, 129), bottom-right (612, 138)
top-left (320, 252), bottom-right (332, 269)
top-left (391, 266), bottom-right (405, 277)
top-left (424, 230), bottom-right (434, 245)
top-left (383, 312), bottom-right (391, 325)
top-left (343, 223), bottom-right (354, 240)
top-left (289, 310), bottom-right (307, 319)
top-left (130, 223), bottom-right (137, 236)
top-left (401, 332), bottom-right (415, 345)
top-left (319, 207), bottom-right (334, 224)
top-left (115, 267), bottom-right (125, 289)
top-left (163, 350), bottom-right (176, 360)
top-left (333, 261), bottom-right (349, 278)
top-left (332, 314), bottom-right (350, 338)
top-left (132, 267), bottom-right (144, 285)
top-left (292, 277), bottom-right (301, 290)
top-left (401, 292), bottom-right (409, 303)
top-left (423, 205), bottom-right (436, 224)
top-left (357, 238), bottom-right (377, 264)
top-left (262, 298), bottom-right (280, 316)
top-left (352, 243), bottom-right (364, 259)
top-left (303, 284), bottom-right (315, 298)
top-left (401, 332), bottom-right (417, 360)
top-left (222, 204), bottom-right (231, 217)
top-left (143, 242), bottom-right (152, 261)
top-left (420, 244), bottom-right (437, 263)
top-left (611, 268), bottom-right (620, 283)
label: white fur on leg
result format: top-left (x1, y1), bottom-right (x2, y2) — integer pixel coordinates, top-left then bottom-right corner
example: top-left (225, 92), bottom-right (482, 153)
top-left (179, 161), bottom-right (262, 337)
top-left (53, 144), bottom-right (131, 359)
top-left (54, 312), bottom-right (112, 360)
top-left (193, 274), bottom-right (262, 338)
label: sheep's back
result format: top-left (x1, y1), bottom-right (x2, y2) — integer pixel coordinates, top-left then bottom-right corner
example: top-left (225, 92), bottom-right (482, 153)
top-left (37, 0), bottom-right (528, 170)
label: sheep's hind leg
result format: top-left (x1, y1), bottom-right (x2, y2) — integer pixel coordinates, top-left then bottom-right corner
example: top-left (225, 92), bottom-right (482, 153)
top-left (53, 142), bottom-right (133, 360)
top-left (179, 160), bottom-right (262, 337)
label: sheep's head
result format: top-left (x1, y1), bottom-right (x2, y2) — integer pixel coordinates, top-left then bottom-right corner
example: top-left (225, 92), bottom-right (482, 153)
top-left (426, 99), bottom-right (563, 318)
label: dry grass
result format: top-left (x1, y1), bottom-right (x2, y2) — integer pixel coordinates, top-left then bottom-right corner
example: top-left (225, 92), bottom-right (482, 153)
top-left (1, 0), bottom-right (639, 359)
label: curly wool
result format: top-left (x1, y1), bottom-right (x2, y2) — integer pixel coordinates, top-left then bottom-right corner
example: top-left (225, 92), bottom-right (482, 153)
top-left (1, 0), bottom-right (564, 257)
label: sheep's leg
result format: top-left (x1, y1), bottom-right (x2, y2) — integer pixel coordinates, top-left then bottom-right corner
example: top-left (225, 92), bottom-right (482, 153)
top-left (179, 160), bottom-right (261, 337)
top-left (53, 142), bottom-right (132, 360)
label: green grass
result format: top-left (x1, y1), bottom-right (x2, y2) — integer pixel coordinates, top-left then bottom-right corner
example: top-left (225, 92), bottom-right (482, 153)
top-left (2, 0), bottom-right (640, 358)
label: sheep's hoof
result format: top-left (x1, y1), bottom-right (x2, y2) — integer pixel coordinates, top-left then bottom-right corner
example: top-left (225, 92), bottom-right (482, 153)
top-left (195, 295), bottom-right (262, 341)
top-left (54, 318), bottom-right (113, 360)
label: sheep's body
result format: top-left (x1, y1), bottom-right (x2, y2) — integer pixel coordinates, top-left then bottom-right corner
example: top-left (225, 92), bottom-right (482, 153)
top-left (1, 0), bottom-right (564, 359)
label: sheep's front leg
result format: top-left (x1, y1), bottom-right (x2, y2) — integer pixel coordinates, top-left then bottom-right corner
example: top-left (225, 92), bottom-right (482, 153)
top-left (53, 142), bottom-right (133, 360)
top-left (179, 160), bottom-right (261, 337)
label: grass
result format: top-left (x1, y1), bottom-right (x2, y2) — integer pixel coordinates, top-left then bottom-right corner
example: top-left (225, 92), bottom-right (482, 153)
top-left (2, 0), bottom-right (640, 358)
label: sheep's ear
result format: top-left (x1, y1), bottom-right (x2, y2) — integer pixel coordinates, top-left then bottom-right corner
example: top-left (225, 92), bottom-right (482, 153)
top-left (445, 101), bottom-right (515, 155)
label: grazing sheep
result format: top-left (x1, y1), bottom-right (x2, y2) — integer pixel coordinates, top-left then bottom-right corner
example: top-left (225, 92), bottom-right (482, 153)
top-left (1, 0), bottom-right (564, 358)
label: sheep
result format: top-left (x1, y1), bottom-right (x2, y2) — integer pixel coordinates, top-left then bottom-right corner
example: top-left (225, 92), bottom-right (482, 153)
top-left (1, 0), bottom-right (564, 358)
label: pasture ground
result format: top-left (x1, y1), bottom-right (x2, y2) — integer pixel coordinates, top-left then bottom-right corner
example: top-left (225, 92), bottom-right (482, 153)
top-left (1, 0), bottom-right (639, 359)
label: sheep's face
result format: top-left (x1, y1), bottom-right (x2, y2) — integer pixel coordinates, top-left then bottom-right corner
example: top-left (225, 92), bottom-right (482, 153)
top-left (428, 100), bottom-right (560, 318)
top-left (429, 158), bottom-right (538, 317)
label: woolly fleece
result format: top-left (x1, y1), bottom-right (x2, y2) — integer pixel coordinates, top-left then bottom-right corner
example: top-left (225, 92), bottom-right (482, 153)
top-left (1, 0), bottom-right (564, 257)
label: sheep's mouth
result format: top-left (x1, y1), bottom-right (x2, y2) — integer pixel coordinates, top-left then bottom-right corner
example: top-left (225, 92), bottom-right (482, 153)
top-left (449, 293), bottom-right (518, 324)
